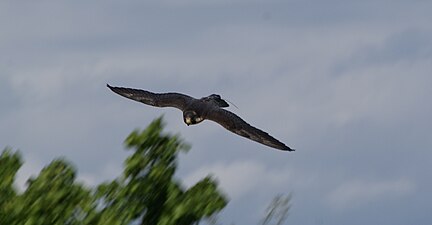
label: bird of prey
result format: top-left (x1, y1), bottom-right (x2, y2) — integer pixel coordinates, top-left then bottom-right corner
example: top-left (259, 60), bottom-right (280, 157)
top-left (107, 84), bottom-right (294, 151)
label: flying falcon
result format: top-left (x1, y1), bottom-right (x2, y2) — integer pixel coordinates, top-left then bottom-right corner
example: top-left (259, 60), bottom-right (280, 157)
top-left (107, 84), bottom-right (294, 151)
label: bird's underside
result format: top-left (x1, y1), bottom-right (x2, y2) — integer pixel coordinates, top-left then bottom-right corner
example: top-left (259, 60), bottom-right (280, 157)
top-left (107, 84), bottom-right (294, 151)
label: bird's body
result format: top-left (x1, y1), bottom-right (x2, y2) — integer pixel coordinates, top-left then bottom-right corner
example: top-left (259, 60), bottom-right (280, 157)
top-left (107, 84), bottom-right (294, 151)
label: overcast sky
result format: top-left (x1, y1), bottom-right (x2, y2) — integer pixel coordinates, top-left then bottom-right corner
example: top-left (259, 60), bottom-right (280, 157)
top-left (1, 1), bottom-right (432, 224)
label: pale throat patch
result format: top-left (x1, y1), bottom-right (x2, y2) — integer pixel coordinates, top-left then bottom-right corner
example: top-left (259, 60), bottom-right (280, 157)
top-left (185, 117), bottom-right (192, 124)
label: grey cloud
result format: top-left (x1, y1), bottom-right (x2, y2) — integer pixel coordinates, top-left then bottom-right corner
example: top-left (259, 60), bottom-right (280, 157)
top-left (333, 29), bottom-right (432, 75)
top-left (1, 1), bottom-right (432, 225)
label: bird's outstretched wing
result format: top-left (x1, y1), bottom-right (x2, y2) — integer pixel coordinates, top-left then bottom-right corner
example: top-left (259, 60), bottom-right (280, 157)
top-left (107, 84), bottom-right (193, 111)
top-left (206, 108), bottom-right (294, 151)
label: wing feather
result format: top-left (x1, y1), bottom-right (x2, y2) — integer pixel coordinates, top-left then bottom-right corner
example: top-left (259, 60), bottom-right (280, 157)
top-left (107, 84), bottom-right (193, 111)
top-left (206, 108), bottom-right (294, 151)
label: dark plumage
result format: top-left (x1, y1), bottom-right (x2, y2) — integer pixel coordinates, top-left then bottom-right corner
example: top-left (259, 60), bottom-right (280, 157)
top-left (107, 84), bottom-right (294, 151)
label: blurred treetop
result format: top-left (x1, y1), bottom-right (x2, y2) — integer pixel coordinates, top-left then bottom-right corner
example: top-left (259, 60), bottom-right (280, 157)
top-left (0, 117), bottom-right (227, 225)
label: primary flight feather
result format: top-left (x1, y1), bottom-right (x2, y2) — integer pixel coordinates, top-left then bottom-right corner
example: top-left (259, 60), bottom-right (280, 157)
top-left (107, 84), bottom-right (294, 151)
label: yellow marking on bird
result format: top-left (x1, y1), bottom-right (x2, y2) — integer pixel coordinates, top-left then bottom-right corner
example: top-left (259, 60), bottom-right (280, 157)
top-left (185, 117), bottom-right (192, 124)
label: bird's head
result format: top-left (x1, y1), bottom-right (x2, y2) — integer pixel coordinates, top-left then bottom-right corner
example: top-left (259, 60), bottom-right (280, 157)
top-left (183, 111), bottom-right (203, 126)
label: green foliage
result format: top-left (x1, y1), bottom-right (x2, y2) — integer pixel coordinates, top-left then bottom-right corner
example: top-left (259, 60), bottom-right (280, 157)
top-left (0, 117), bottom-right (227, 225)
top-left (97, 117), bottom-right (227, 225)
top-left (15, 159), bottom-right (96, 225)
top-left (0, 151), bottom-right (96, 225)
top-left (0, 149), bottom-right (23, 224)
